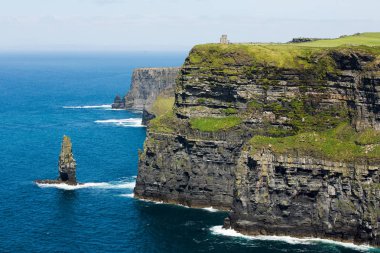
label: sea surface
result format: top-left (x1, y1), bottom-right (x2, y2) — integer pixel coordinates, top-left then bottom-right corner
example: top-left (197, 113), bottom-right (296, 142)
top-left (0, 52), bottom-right (378, 253)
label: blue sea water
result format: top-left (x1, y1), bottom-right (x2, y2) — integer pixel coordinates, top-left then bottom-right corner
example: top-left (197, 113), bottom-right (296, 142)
top-left (0, 52), bottom-right (378, 253)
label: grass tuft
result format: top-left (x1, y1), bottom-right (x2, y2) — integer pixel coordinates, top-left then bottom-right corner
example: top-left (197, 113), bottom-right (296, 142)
top-left (190, 116), bottom-right (242, 132)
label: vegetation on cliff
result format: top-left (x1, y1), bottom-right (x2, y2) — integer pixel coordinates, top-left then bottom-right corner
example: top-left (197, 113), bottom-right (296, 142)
top-left (150, 33), bottom-right (380, 138)
top-left (295, 32), bottom-right (380, 47)
top-left (250, 123), bottom-right (380, 162)
top-left (190, 116), bottom-right (242, 132)
top-left (149, 111), bottom-right (177, 133)
top-left (150, 94), bottom-right (175, 117)
top-left (188, 33), bottom-right (380, 70)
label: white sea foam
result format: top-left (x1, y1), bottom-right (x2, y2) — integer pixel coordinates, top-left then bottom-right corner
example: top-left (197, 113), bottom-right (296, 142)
top-left (36, 181), bottom-right (135, 191)
top-left (94, 118), bottom-right (144, 127)
top-left (202, 207), bottom-right (220, 212)
top-left (210, 226), bottom-right (374, 251)
top-left (119, 193), bottom-right (135, 198)
top-left (63, 104), bottom-right (112, 109)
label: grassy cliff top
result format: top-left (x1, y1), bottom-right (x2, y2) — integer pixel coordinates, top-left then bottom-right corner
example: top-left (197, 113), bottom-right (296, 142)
top-left (188, 33), bottom-right (380, 69)
top-left (294, 32), bottom-right (380, 47)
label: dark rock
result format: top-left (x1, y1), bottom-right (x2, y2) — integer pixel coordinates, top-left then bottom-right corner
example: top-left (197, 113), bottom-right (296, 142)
top-left (124, 68), bottom-right (180, 111)
top-left (142, 108), bottom-right (155, 125)
top-left (229, 150), bottom-right (380, 246)
top-left (111, 95), bottom-right (125, 109)
top-left (36, 135), bottom-right (78, 186)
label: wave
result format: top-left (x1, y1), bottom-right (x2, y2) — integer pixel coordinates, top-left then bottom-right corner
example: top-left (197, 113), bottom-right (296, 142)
top-left (119, 193), bottom-right (135, 198)
top-left (202, 207), bottom-right (220, 212)
top-left (210, 226), bottom-right (374, 251)
top-left (36, 180), bottom-right (136, 191)
top-left (63, 104), bottom-right (112, 109)
top-left (94, 118), bottom-right (144, 128)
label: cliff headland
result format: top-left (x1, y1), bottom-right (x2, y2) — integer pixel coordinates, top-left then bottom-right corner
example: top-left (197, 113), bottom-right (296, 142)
top-left (112, 67), bottom-right (180, 123)
top-left (135, 33), bottom-right (380, 246)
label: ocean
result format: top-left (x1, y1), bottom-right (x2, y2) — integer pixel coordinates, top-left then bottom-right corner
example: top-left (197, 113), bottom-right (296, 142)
top-left (0, 52), bottom-right (377, 253)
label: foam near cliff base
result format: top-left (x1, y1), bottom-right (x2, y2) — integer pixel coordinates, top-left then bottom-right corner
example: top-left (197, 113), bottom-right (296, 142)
top-left (63, 104), bottom-right (112, 109)
top-left (210, 226), bottom-right (374, 251)
top-left (94, 118), bottom-right (144, 128)
top-left (36, 180), bottom-right (136, 191)
top-left (119, 193), bottom-right (135, 198)
top-left (202, 207), bottom-right (220, 212)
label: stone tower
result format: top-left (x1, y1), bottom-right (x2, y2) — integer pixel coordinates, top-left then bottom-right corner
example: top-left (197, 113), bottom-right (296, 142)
top-left (220, 34), bottom-right (229, 44)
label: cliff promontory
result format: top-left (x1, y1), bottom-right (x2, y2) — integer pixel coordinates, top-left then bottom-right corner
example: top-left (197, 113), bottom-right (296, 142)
top-left (112, 67), bottom-right (180, 123)
top-left (113, 67), bottom-right (180, 110)
top-left (135, 33), bottom-right (380, 246)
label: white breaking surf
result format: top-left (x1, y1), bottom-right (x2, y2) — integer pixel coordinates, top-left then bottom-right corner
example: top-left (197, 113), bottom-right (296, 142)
top-left (210, 226), bottom-right (374, 252)
top-left (119, 193), bottom-right (135, 198)
top-left (202, 207), bottom-right (220, 212)
top-left (94, 118), bottom-right (144, 127)
top-left (63, 104), bottom-right (112, 109)
top-left (36, 180), bottom-right (136, 191)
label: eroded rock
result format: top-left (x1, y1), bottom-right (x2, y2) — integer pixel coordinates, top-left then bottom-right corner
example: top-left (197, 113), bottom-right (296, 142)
top-left (36, 135), bottom-right (77, 185)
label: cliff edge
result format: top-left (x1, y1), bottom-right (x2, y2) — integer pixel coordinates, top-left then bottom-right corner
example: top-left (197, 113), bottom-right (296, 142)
top-left (135, 33), bottom-right (380, 246)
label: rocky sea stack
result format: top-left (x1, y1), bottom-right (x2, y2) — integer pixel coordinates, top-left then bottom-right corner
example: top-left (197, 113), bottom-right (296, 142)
top-left (36, 135), bottom-right (77, 185)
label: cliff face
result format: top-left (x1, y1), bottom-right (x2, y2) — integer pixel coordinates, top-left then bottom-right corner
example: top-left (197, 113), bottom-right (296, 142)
top-left (122, 67), bottom-right (180, 111)
top-left (135, 39), bottom-right (380, 246)
top-left (228, 150), bottom-right (379, 246)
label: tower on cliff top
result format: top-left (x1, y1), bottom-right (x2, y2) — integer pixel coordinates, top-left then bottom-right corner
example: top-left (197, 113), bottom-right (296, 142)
top-left (220, 34), bottom-right (229, 44)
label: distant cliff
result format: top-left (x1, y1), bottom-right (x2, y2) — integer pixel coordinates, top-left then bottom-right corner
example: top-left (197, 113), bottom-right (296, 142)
top-left (135, 33), bottom-right (380, 246)
top-left (113, 67), bottom-right (180, 111)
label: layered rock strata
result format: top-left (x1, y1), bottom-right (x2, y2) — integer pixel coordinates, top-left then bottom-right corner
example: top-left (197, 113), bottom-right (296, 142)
top-left (112, 67), bottom-right (180, 111)
top-left (135, 42), bottom-right (380, 246)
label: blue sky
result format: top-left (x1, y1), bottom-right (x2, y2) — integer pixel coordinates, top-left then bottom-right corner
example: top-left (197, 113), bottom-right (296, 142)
top-left (1, 0), bottom-right (379, 51)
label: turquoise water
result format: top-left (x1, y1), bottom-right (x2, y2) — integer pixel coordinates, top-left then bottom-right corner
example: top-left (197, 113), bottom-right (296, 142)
top-left (0, 52), bottom-right (377, 252)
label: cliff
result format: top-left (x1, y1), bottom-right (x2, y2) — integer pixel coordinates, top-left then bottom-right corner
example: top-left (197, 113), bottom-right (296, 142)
top-left (135, 33), bottom-right (380, 246)
top-left (113, 67), bottom-right (180, 111)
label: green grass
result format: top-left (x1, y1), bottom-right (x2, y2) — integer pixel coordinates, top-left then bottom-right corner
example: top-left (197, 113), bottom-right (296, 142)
top-left (188, 33), bottom-right (380, 70)
top-left (190, 116), bottom-right (242, 132)
top-left (249, 123), bottom-right (380, 162)
top-left (149, 110), bottom-right (177, 133)
top-left (295, 33), bottom-right (380, 47)
top-left (189, 43), bottom-right (325, 69)
top-left (150, 95), bottom-right (175, 117)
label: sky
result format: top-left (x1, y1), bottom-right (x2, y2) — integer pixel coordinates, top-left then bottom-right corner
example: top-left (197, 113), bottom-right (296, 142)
top-left (1, 0), bottom-right (379, 52)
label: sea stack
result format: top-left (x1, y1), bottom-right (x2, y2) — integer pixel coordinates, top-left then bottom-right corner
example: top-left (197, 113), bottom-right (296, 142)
top-left (36, 135), bottom-right (77, 185)
top-left (58, 135), bottom-right (77, 184)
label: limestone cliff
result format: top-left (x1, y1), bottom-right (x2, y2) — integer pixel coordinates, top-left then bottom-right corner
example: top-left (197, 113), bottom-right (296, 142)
top-left (135, 33), bottom-right (380, 246)
top-left (113, 67), bottom-right (180, 111)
